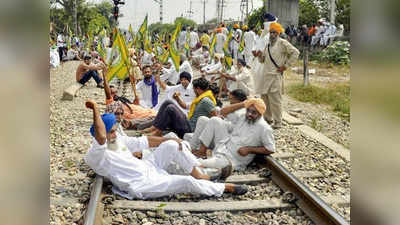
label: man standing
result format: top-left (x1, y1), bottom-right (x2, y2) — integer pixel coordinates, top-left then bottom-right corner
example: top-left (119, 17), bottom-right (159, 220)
top-left (243, 25), bottom-right (256, 64)
top-left (255, 22), bottom-right (299, 129)
top-left (200, 30), bottom-right (210, 49)
top-left (75, 55), bottom-right (105, 88)
top-left (232, 24), bottom-right (242, 60)
top-left (215, 29), bottom-right (226, 55)
top-left (189, 28), bottom-right (200, 50)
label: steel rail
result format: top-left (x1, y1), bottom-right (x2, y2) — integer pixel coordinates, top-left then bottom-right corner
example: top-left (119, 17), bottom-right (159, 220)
top-left (83, 175), bottom-right (104, 225)
top-left (265, 156), bottom-right (349, 225)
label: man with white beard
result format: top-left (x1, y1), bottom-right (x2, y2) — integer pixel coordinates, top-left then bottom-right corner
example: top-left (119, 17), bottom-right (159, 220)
top-left (191, 98), bottom-right (275, 175)
top-left (84, 99), bottom-right (248, 200)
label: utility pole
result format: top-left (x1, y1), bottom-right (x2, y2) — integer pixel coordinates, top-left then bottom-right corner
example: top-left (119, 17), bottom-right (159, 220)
top-left (186, 0), bottom-right (194, 19)
top-left (221, 0), bottom-right (224, 23)
top-left (216, 0), bottom-right (220, 23)
top-left (202, 0), bottom-right (208, 24)
top-left (153, 0), bottom-right (163, 23)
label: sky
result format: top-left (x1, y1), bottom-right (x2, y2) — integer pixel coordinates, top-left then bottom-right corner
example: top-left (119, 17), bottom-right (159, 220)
top-left (91, 0), bottom-right (264, 31)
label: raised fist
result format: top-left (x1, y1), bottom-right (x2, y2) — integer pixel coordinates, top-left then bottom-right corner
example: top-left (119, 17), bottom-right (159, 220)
top-left (85, 99), bottom-right (97, 110)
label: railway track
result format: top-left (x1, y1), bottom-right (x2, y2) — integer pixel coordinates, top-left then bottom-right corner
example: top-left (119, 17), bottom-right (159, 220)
top-left (50, 66), bottom-right (350, 225)
top-left (80, 144), bottom-right (349, 225)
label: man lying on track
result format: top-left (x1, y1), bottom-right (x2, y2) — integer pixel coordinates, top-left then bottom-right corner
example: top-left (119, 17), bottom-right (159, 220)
top-left (192, 98), bottom-right (276, 176)
top-left (84, 99), bottom-right (248, 200)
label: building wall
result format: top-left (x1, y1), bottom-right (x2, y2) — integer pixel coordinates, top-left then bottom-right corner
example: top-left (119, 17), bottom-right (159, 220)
top-left (267, 0), bottom-right (299, 28)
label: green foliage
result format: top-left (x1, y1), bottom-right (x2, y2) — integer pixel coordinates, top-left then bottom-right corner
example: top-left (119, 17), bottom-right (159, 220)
top-left (313, 41), bottom-right (350, 65)
top-left (88, 13), bottom-right (110, 34)
top-left (335, 0), bottom-right (351, 33)
top-left (50, 0), bottom-right (114, 36)
top-left (287, 83), bottom-right (350, 120)
top-left (246, 7), bottom-right (264, 30)
top-left (149, 22), bottom-right (175, 36)
top-left (174, 17), bottom-right (197, 29)
top-left (299, 0), bottom-right (320, 27)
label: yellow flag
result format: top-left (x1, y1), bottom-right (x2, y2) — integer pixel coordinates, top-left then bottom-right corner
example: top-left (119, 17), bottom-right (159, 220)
top-left (223, 27), bottom-right (233, 70)
top-left (209, 31), bottom-right (217, 61)
top-left (169, 23), bottom-right (182, 72)
top-left (105, 31), bottom-right (130, 81)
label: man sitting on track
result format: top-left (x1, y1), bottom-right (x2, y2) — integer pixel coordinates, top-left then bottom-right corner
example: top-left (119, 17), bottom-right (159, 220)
top-left (84, 99), bottom-right (248, 199)
top-left (103, 74), bottom-right (157, 131)
top-left (192, 98), bottom-right (275, 176)
top-left (184, 88), bottom-right (248, 151)
top-left (141, 78), bottom-right (217, 138)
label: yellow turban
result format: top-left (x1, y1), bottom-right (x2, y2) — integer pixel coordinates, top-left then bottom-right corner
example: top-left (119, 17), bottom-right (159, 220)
top-left (242, 25), bottom-right (248, 30)
top-left (244, 98), bottom-right (266, 115)
top-left (269, 22), bottom-right (285, 34)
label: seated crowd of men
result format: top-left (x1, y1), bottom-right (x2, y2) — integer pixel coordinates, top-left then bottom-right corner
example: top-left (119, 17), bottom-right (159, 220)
top-left (76, 18), bottom-right (303, 200)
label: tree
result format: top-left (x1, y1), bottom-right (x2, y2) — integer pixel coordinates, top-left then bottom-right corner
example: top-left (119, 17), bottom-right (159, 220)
top-left (246, 7), bottom-right (264, 30)
top-left (174, 17), bottom-right (197, 29)
top-left (149, 22), bottom-right (175, 36)
top-left (50, 0), bottom-right (115, 36)
top-left (299, 0), bottom-right (320, 27)
top-left (335, 0), bottom-right (350, 33)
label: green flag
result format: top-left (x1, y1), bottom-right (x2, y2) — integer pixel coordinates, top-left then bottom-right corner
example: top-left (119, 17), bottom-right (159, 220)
top-left (169, 23), bottom-right (182, 72)
top-left (223, 27), bottom-right (233, 70)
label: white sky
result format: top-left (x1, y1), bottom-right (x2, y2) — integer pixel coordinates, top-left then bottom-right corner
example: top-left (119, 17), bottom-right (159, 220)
top-left (91, 0), bottom-right (264, 30)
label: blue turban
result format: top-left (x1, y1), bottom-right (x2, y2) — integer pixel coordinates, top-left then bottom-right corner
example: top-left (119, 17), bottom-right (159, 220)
top-left (90, 113), bottom-right (117, 137)
top-left (264, 13), bottom-right (276, 22)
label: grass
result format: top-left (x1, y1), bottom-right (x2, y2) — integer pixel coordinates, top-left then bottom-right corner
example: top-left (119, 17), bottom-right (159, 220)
top-left (287, 83), bottom-right (350, 121)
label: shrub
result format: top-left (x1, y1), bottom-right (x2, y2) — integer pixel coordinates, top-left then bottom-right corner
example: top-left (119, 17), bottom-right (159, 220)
top-left (318, 41), bottom-right (350, 65)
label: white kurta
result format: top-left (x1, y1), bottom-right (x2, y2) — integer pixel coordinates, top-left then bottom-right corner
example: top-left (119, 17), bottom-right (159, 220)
top-left (136, 80), bottom-right (160, 108)
top-left (50, 47), bottom-right (60, 68)
top-left (141, 52), bottom-right (154, 65)
top-left (243, 31), bottom-right (256, 64)
top-left (180, 60), bottom-right (193, 76)
top-left (154, 83), bottom-right (196, 115)
top-left (189, 32), bottom-right (200, 49)
top-left (201, 116), bottom-right (275, 170)
top-left (215, 33), bottom-right (226, 54)
top-left (184, 108), bottom-right (246, 150)
top-left (226, 67), bottom-right (254, 95)
top-left (178, 31), bottom-right (187, 49)
top-left (85, 137), bottom-right (225, 199)
top-left (232, 29), bottom-right (242, 59)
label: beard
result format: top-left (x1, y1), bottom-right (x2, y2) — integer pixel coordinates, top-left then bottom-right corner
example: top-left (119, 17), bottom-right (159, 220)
top-left (245, 117), bottom-right (257, 125)
top-left (107, 138), bottom-right (120, 151)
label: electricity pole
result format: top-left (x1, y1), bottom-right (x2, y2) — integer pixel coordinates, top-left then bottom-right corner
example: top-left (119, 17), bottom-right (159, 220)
top-left (153, 0), bottom-right (163, 23)
top-left (221, 0), bottom-right (224, 23)
top-left (186, 0), bottom-right (194, 19)
top-left (202, 0), bottom-right (208, 24)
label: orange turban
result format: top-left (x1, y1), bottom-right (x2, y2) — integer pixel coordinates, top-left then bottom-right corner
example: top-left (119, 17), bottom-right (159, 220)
top-left (244, 98), bottom-right (266, 115)
top-left (269, 22), bottom-right (284, 34)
